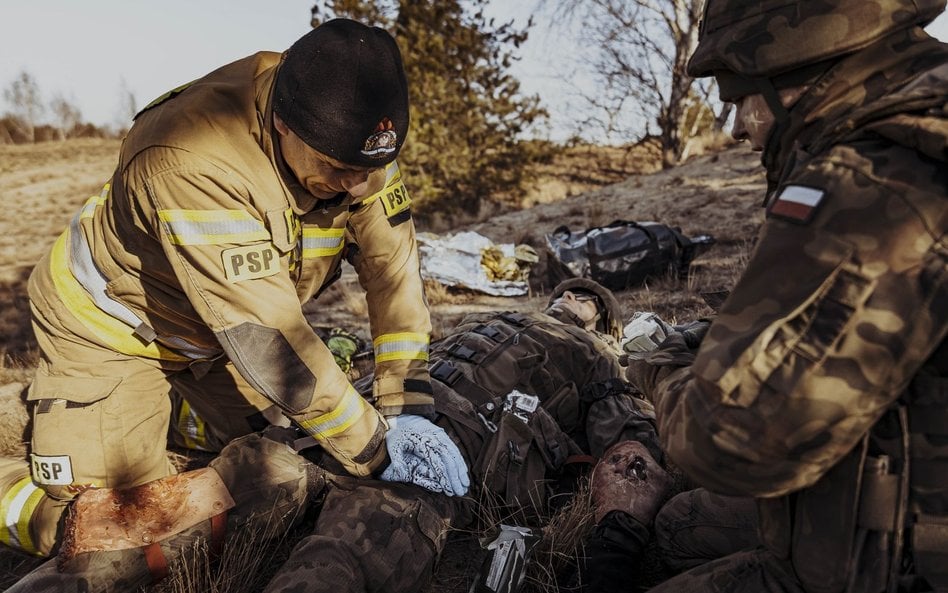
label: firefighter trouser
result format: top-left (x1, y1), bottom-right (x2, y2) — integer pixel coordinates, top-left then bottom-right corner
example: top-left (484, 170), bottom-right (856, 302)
top-left (264, 477), bottom-right (472, 593)
top-left (12, 322), bottom-right (281, 556)
top-left (653, 488), bottom-right (759, 574)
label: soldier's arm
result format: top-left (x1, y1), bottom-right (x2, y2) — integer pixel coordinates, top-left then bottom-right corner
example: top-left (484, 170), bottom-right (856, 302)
top-left (135, 162), bottom-right (387, 476)
top-left (650, 152), bottom-right (948, 497)
top-left (346, 162), bottom-right (435, 418)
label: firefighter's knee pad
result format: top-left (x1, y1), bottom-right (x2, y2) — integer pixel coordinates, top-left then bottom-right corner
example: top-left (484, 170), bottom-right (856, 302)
top-left (209, 432), bottom-right (326, 535)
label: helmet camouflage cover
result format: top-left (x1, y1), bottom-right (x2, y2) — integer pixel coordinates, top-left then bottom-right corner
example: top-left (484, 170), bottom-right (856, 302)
top-left (688, 0), bottom-right (946, 80)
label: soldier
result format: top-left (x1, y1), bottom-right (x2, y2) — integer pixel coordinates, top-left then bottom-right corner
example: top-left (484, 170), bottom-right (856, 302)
top-left (0, 17), bottom-right (467, 570)
top-left (263, 277), bottom-right (672, 593)
top-left (627, 1), bottom-right (948, 592)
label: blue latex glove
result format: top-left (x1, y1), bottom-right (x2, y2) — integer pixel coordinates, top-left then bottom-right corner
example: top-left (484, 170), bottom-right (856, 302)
top-left (380, 415), bottom-right (470, 496)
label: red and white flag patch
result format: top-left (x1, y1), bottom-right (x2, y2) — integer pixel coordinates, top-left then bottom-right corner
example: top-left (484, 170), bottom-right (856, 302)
top-left (768, 185), bottom-right (825, 223)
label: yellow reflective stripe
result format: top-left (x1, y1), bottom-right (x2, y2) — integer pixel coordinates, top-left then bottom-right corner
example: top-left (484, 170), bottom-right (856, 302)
top-left (176, 400), bottom-right (209, 451)
top-left (157, 209), bottom-right (269, 245)
top-left (301, 227), bottom-right (344, 258)
top-left (49, 229), bottom-right (187, 361)
top-left (78, 194), bottom-right (106, 220)
top-left (297, 386), bottom-right (367, 439)
top-left (374, 332), bottom-right (430, 363)
top-left (0, 477), bottom-right (43, 554)
top-left (79, 183), bottom-right (111, 220)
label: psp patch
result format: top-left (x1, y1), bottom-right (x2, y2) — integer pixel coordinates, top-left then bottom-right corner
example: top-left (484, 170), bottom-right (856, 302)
top-left (768, 185), bottom-right (825, 223)
top-left (222, 244), bottom-right (279, 282)
top-left (379, 180), bottom-right (412, 218)
top-left (30, 453), bottom-right (74, 486)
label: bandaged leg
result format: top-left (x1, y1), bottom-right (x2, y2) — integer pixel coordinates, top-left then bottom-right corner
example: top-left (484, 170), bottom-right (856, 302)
top-left (5, 432), bottom-right (324, 593)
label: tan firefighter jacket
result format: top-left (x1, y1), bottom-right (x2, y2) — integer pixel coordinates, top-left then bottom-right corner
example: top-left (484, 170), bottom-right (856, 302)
top-left (28, 51), bottom-right (433, 476)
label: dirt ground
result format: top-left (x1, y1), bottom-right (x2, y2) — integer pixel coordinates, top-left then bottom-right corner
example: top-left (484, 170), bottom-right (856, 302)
top-left (0, 137), bottom-right (767, 590)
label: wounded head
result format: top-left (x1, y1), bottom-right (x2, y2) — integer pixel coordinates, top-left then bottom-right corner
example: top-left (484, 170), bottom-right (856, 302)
top-left (590, 440), bottom-right (672, 526)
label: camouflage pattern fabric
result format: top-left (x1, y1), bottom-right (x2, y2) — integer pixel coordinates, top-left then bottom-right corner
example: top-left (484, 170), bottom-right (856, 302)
top-left (637, 10), bottom-right (948, 593)
top-left (263, 476), bottom-right (470, 593)
top-left (425, 309), bottom-right (660, 511)
top-left (687, 0), bottom-right (945, 79)
top-left (653, 488), bottom-right (758, 574)
top-left (264, 307), bottom-right (659, 593)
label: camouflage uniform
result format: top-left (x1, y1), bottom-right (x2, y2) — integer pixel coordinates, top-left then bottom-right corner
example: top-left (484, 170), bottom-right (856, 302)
top-left (266, 305), bottom-right (663, 593)
top-left (2, 43), bottom-right (431, 556)
top-left (630, 1), bottom-right (948, 592)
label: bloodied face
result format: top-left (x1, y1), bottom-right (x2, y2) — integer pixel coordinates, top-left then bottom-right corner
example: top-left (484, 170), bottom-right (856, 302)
top-left (590, 440), bottom-right (672, 525)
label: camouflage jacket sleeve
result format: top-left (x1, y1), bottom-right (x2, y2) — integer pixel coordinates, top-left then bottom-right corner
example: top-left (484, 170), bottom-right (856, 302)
top-left (133, 158), bottom-right (387, 477)
top-left (346, 163), bottom-right (434, 418)
top-left (649, 141), bottom-right (948, 497)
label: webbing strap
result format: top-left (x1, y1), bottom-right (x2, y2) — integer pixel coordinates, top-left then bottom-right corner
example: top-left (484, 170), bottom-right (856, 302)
top-left (857, 472), bottom-right (898, 532)
top-left (209, 511), bottom-right (227, 556)
top-left (429, 359), bottom-right (496, 410)
top-left (565, 454), bottom-right (596, 466)
top-left (143, 543), bottom-right (169, 582)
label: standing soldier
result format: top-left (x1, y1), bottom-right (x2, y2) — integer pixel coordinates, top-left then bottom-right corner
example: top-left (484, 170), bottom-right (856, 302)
top-left (627, 1), bottom-right (948, 592)
top-left (0, 17), bottom-right (467, 567)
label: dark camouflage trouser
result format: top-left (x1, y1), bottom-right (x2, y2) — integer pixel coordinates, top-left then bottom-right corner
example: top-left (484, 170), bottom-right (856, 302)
top-left (647, 488), bottom-right (806, 593)
top-left (654, 488), bottom-right (759, 573)
top-left (264, 476), bottom-right (473, 593)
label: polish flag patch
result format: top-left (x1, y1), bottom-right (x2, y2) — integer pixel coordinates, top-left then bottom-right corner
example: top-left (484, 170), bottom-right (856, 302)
top-left (768, 185), bottom-right (825, 223)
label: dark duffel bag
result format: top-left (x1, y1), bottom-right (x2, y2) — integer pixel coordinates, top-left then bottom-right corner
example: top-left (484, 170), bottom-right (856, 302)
top-left (545, 220), bottom-right (714, 290)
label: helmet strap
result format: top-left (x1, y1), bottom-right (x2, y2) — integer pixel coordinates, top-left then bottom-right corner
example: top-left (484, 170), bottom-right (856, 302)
top-left (755, 78), bottom-right (790, 125)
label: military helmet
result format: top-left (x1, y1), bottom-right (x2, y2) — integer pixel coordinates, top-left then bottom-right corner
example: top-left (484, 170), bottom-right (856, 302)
top-left (547, 278), bottom-right (624, 341)
top-left (688, 0), bottom-right (945, 96)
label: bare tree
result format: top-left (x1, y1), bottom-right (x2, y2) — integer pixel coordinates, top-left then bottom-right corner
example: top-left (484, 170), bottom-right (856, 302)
top-left (49, 93), bottom-right (82, 141)
top-left (544, 0), bottom-right (724, 167)
top-left (113, 77), bottom-right (138, 134)
top-left (3, 70), bottom-right (45, 143)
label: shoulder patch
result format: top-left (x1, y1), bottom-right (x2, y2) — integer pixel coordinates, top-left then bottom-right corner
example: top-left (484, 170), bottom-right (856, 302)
top-left (768, 185), bottom-right (825, 223)
top-left (379, 180), bottom-right (412, 218)
top-left (222, 244), bottom-right (279, 282)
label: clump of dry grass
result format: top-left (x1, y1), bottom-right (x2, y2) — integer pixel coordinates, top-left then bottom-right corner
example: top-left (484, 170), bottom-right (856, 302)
top-left (151, 506), bottom-right (312, 593)
top-left (0, 380), bottom-right (30, 457)
top-left (527, 481), bottom-right (597, 593)
top-left (460, 478), bottom-right (598, 593)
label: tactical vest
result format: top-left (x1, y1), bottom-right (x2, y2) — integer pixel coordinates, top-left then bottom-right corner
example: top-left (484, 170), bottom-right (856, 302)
top-left (758, 337), bottom-right (948, 593)
top-left (425, 311), bottom-right (645, 515)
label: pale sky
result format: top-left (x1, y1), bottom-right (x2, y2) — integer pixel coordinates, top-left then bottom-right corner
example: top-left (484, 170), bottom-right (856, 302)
top-left (1, 1), bottom-right (946, 139)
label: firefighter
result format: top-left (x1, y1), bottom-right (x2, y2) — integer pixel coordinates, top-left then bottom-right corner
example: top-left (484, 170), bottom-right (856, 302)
top-left (627, 1), bottom-right (948, 591)
top-left (0, 17), bottom-right (467, 567)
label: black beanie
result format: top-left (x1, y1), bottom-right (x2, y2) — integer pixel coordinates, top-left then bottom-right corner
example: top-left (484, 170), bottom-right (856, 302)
top-left (273, 18), bottom-right (409, 167)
